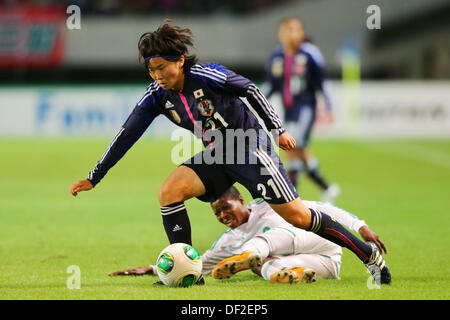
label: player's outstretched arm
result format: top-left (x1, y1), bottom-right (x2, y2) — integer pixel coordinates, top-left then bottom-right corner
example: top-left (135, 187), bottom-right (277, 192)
top-left (69, 179), bottom-right (93, 197)
top-left (108, 266), bottom-right (155, 276)
top-left (358, 225), bottom-right (387, 254)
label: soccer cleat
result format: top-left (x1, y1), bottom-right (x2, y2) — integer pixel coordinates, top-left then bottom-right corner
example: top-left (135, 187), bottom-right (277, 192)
top-left (195, 274), bottom-right (206, 285)
top-left (365, 242), bottom-right (391, 285)
top-left (270, 267), bottom-right (317, 284)
top-left (212, 252), bottom-right (262, 279)
top-left (321, 183), bottom-right (340, 204)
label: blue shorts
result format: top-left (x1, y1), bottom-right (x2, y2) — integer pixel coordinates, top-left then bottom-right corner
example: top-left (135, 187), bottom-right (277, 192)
top-left (182, 132), bottom-right (298, 204)
top-left (284, 105), bottom-right (316, 149)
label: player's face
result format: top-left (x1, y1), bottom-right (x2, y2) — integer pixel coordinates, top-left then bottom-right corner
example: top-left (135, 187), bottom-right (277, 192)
top-left (211, 196), bottom-right (249, 229)
top-left (278, 19), bottom-right (304, 50)
top-left (147, 56), bottom-right (185, 91)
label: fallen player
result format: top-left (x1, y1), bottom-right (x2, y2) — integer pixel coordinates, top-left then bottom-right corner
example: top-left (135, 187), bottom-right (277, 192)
top-left (109, 186), bottom-right (388, 284)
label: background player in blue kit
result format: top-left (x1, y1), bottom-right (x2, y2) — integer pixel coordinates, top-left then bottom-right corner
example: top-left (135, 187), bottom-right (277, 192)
top-left (68, 20), bottom-right (390, 285)
top-left (264, 17), bottom-right (340, 203)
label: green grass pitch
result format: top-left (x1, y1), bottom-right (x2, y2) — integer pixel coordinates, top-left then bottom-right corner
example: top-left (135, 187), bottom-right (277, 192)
top-left (0, 138), bottom-right (449, 300)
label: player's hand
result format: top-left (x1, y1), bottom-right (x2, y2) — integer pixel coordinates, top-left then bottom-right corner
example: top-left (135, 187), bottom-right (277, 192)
top-left (359, 225), bottom-right (387, 254)
top-left (108, 266), bottom-right (154, 276)
top-left (69, 179), bottom-right (93, 197)
top-left (278, 131), bottom-right (296, 151)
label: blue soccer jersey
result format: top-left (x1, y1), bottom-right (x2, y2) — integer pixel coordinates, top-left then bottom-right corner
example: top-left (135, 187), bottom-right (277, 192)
top-left (87, 62), bottom-right (286, 187)
top-left (264, 42), bottom-right (333, 122)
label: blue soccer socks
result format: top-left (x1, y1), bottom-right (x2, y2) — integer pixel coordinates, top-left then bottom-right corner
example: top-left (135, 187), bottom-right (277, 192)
top-left (308, 208), bottom-right (372, 263)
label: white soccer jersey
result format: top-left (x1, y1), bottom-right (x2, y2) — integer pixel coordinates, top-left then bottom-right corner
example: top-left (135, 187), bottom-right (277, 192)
top-left (201, 199), bottom-right (367, 275)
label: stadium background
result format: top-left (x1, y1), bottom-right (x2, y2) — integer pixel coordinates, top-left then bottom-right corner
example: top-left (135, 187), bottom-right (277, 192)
top-left (0, 0), bottom-right (449, 301)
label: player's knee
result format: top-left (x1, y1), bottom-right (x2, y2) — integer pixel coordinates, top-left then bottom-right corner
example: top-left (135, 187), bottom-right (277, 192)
top-left (282, 208), bottom-right (311, 230)
top-left (158, 180), bottom-right (192, 205)
top-left (270, 200), bottom-right (312, 229)
top-left (286, 214), bottom-right (310, 230)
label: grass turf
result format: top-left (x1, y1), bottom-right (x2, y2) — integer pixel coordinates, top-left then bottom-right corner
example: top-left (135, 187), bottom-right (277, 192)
top-left (0, 138), bottom-right (449, 300)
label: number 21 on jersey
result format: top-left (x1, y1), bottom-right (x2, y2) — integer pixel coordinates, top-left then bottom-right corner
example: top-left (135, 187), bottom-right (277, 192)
top-left (257, 178), bottom-right (281, 200)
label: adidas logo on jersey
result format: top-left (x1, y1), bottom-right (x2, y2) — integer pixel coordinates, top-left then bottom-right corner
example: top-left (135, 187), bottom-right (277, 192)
top-left (172, 224), bottom-right (182, 232)
top-left (165, 100), bottom-right (174, 109)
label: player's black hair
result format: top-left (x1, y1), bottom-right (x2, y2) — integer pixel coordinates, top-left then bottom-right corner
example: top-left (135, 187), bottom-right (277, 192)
top-left (278, 16), bottom-right (313, 43)
top-left (218, 186), bottom-right (241, 201)
top-left (138, 19), bottom-right (198, 72)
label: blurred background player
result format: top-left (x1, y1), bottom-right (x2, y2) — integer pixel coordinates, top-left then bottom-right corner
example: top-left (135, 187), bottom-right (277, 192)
top-left (109, 186), bottom-right (389, 285)
top-left (264, 17), bottom-right (340, 203)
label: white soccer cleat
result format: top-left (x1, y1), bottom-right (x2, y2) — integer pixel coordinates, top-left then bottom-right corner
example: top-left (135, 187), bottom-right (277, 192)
top-left (212, 252), bottom-right (262, 279)
top-left (321, 183), bottom-right (340, 204)
top-left (269, 267), bottom-right (317, 284)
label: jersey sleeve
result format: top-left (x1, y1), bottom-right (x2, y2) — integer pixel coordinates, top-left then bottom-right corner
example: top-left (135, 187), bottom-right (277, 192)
top-left (223, 66), bottom-right (285, 136)
top-left (86, 86), bottom-right (162, 186)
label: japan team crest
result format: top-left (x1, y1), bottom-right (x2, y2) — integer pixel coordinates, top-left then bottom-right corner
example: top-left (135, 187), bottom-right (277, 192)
top-left (197, 99), bottom-right (214, 117)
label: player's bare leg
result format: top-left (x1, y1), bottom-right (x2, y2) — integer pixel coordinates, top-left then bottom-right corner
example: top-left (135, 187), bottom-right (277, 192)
top-left (158, 165), bottom-right (206, 206)
top-left (269, 197), bottom-right (312, 229)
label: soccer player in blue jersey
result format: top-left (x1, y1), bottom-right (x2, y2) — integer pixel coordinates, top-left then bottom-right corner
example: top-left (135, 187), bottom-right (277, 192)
top-left (69, 20), bottom-right (390, 285)
top-left (264, 17), bottom-right (339, 203)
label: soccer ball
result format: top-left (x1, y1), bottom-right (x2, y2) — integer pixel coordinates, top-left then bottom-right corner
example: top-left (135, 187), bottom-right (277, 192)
top-left (156, 242), bottom-right (203, 287)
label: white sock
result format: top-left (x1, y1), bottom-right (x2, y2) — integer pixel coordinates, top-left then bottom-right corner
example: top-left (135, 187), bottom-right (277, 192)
top-left (261, 259), bottom-right (288, 281)
top-left (241, 237), bottom-right (270, 260)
